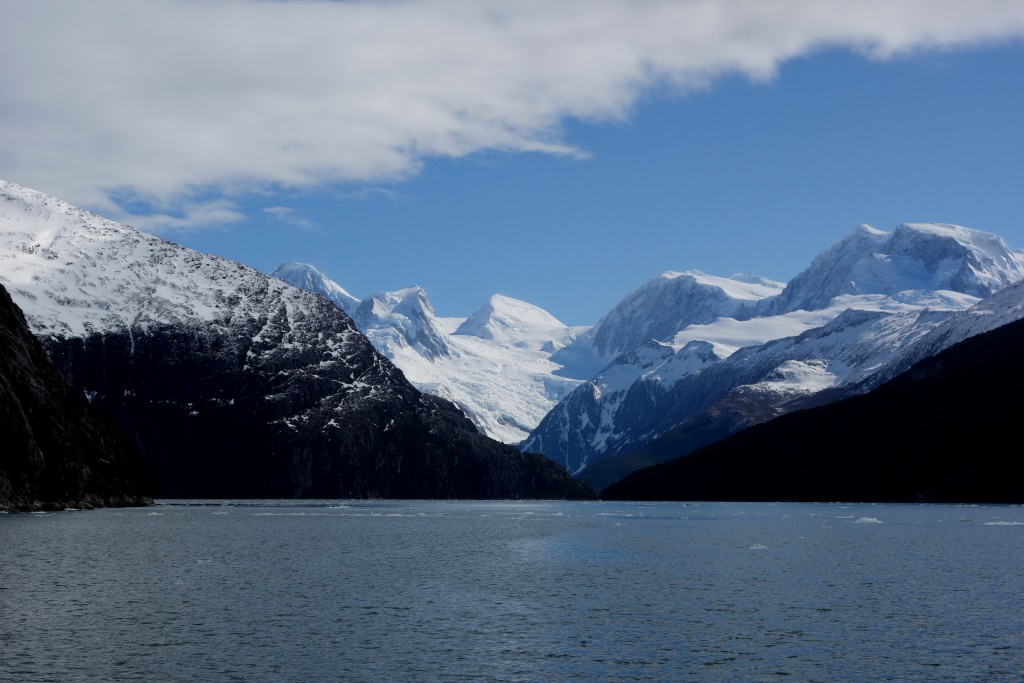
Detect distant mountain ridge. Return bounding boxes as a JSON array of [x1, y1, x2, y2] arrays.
[[525, 222, 1024, 481], [756, 223, 1024, 315], [271, 263, 584, 444], [273, 221, 1024, 489], [0, 180, 594, 500]]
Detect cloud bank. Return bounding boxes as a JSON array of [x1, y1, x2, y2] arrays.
[[2, 0, 1022, 230]]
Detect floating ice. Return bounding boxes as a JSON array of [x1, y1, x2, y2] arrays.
[[854, 517, 882, 524]]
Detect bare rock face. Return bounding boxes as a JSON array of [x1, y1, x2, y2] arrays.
[[0, 283, 151, 511]]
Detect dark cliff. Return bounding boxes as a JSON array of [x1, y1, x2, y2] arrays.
[[0, 284, 151, 511]]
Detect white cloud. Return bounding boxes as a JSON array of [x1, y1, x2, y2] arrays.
[[263, 205, 318, 231], [1, 0, 1022, 228], [117, 199, 247, 235]]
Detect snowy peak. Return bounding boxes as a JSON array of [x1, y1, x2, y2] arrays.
[[886, 223, 1023, 296], [551, 268, 783, 378], [271, 264, 583, 443], [455, 294, 575, 348], [0, 180, 306, 338], [662, 270, 785, 301], [269, 261, 453, 361], [354, 286, 453, 360], [269, 261, 359, 313], [762, 222, 1024, 315]]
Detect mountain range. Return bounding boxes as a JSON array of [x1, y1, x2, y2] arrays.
[[275, 221, 1024, 495], [0, 180, 594, 501], [270, 262, 584, 444], [525, 223, 1024, 486], [4, 177, 1024, 504]]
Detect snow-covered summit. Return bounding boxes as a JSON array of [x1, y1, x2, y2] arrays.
[[662, 270, 785, 301], [760, 222, 1024, 315], [455, 294, 576, 350], [353, 286, 454, 360], [551, 269, 784, 378], [269, 261, 360, 313], [0, 180, 327, 339]]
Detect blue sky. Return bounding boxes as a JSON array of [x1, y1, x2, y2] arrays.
[[3, 1, 1023, 325], [181, 44, 1024, 324]]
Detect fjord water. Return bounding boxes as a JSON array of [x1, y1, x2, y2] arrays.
[[2, 502, 1021, 682]]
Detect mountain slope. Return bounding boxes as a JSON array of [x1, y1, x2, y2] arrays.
[[603, 314, 1024, 503], [0, 282, 151, 511], [859, 277, 1024, 389], [0, 180, 594, 500]]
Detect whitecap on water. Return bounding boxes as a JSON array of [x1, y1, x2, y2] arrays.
[[854, 517, 882, 524]]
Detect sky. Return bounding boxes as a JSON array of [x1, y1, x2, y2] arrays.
[[2, 1, 1023, 325]]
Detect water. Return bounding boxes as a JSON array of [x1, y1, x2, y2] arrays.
[[1, 501, 1022, 682]]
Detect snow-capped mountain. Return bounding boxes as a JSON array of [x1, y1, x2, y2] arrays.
[[269, 261, 360, 313], [551, 270, 784, 379], [354, 286, 455, 360], [455, 294, 574, 350], [272, 265, 584, 444], [0, 180, 594, 499], [526, 222, 1024, 480], [758, 223, 1024, 315]]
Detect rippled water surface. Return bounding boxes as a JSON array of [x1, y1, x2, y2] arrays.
[[2, 501, 1022, 682]]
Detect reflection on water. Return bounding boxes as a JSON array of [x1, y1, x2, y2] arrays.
[[1, 501, 1022, 682]]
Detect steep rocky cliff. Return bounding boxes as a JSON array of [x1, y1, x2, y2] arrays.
[[0, 283, 151, 511]]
